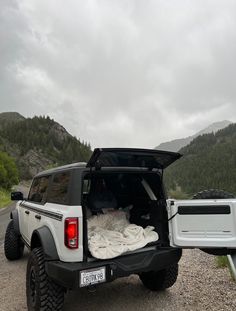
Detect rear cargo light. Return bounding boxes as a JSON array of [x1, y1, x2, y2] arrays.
[[64, 218, 78, 249]]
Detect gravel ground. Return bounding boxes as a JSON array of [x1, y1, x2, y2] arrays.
[[0, 247, 235, 311]]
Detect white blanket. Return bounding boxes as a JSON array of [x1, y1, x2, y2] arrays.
[[87, 211, 159, 259]]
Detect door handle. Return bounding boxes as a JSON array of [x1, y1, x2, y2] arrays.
[[25, 210, 30, 215], [35, 215, 41, 220]]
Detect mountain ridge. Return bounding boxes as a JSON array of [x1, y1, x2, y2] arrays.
[[156, 120, 232, 152]]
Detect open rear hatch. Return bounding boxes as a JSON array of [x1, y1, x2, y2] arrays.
[[84, 148, 182, 261], [87, 148, 182, 170]]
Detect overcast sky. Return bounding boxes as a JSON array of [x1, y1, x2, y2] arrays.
[[1, 0, 236, 148]]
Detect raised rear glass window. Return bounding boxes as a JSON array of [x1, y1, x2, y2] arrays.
[[47, 172, 70, 204], [28, 176, 50, 203]]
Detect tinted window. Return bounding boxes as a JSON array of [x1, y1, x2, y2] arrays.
[[82, 178, 91, 194], [47, 172, 70, 204], [28, 176, 50, 203], [87, 148, 182, 169]]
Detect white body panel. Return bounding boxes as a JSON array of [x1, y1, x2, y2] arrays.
[[17, 201, 84, 262], [168, 199, 236, 248], [18, 204, 30, 244]]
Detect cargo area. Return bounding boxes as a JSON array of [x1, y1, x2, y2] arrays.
[[82, 170, 170, 260]]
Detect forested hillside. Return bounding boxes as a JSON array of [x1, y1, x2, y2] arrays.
[[0, 113, 92, 179], [164, 123, 236, 196], [156, 120, 231, 152]]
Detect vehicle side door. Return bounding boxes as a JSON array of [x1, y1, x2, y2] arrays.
[[20, 176, 50, 245], [19, 178, 43, 244], [26, 175, 51, 240]]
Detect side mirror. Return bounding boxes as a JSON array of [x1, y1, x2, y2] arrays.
[[11, 191, 24, 201]]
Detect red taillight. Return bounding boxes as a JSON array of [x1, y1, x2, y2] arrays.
[[64, 218, 78, 249]]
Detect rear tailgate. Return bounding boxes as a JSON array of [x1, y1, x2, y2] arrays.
[[168, 199, 236, 249]]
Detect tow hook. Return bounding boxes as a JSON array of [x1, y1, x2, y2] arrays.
[[87, 285, 97, 293]]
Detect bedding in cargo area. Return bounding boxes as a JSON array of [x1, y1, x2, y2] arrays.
[[87, 210, 159, 259]]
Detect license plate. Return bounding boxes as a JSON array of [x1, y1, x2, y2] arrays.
[[80, 267, 106, 287]]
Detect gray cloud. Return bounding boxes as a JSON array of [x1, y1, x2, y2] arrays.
[[1, 0, 236, 148]]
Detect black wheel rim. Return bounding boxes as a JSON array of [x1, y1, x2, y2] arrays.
[[29, 267, 37, 307]]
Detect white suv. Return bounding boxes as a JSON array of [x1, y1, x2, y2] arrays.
[[4, 148, 236, 311]]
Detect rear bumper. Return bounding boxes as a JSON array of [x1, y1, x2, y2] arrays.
[[45, 247, 182, 289]]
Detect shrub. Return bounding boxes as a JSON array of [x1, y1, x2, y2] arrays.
[[0, 152, 19, 189]]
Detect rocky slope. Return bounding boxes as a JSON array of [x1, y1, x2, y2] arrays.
[[0, 112, 92, 179]]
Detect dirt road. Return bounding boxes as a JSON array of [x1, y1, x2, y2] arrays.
[[0, 204, 14, 246], [0, 185, 29, 246], [0, 246, 236, 311]]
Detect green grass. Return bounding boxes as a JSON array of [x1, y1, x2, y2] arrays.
[[0, 188, 11, 208], [216, 256, 228, 268], [216, 256, 236, 281]]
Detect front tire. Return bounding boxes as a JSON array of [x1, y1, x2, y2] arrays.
[[4, 220, 24, 260], [139, 264, 178, 291], [26, 247, 64, 311]]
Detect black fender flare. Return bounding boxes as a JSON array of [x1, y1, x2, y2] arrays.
[[10, 209, 20, 235], [31, 226, 59, 261]]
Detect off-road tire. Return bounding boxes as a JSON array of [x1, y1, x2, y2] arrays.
[[26, 247, 64, 311], [139, 264, 178, 291], [192, 189, 235, 200], [4, 220, 24, 260]]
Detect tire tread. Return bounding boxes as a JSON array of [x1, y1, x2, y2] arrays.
[[4, 220, 24, 260], [26, 247, 64, 311], [139, 264, 178, 291], [192, 189, 235, 200]]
